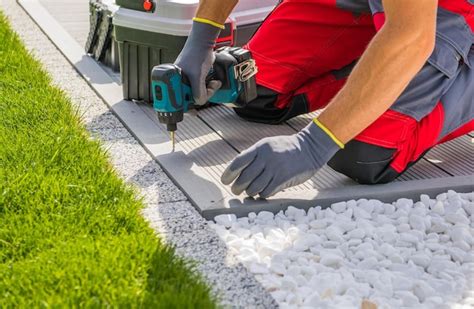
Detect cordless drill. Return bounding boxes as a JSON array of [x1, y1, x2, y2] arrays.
[[151, 47, 258, 150]]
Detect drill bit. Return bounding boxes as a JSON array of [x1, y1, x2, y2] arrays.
[[170, 131, 175, 152]]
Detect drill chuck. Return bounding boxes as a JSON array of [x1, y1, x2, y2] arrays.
[[157, 111, 183, 132]]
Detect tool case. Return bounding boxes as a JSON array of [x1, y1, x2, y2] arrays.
[[114, 0, 277, 103], [85, 0, 120, 71]]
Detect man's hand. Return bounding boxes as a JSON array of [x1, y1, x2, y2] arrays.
[[174, 22, 222, 105], [174, 0, 238, 105], [221, 121, 341, 198]]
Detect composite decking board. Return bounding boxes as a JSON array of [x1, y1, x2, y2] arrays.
[[397, 158, 452, 180], [199, 105, 296, 150], [286, 111, 321, 131], [24, 0, 473, 218], [424, 135, 474, 176]]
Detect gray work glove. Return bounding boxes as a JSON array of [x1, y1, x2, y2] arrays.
[[221, 121, 342, 198], [175, 21, 222, 105]]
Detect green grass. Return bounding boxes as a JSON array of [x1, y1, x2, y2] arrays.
[[0, 12, 216, 308]]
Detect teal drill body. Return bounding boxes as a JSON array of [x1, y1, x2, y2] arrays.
[[151, 47, 257, 133]]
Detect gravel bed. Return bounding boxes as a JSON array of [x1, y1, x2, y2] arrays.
[[210, 191, 474, 308]]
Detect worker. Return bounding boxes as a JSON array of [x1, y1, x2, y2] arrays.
[[175, 0, 474, 198]]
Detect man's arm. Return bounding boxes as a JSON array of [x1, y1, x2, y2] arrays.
[[195, 0, 238, 26], [317, 0, 437, 144], [221, 0, 439, 198]]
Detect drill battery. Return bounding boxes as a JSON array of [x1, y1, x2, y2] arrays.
[[211, 46, 258, 106]]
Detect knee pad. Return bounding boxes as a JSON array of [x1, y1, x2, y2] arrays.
[[327, 140, 399, 184]]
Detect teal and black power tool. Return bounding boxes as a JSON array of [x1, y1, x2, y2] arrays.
[[151, 47, 258, 148]]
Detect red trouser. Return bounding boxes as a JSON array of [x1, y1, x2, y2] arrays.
[[239, 0, 474, 183]]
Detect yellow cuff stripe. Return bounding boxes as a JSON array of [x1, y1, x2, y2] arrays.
[[313, 118, 345, 149], [193, 17, 225, 29]]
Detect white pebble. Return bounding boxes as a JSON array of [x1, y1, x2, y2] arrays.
[[379, 243, 396, 257], [295, 274, 308, 286], [270, 263, 286, 275], [447, 247, 467, 263], [395, 290, 419, 306], [389, 254, 405, 264], [420, 194, 432, 206], [379, 230, 398, 243], [358, 257, 378, 269], [424, 296, 444, 306], [285, 206, 306, 220], [445, 213, 470, 225], [463, 202, 473, 215], [453, 240, 471, 251], [395, 212, 409, 222], [397, 223, 411, 233], [296, 286, 313, 299], [336, 220, 357, 233], [331, 201, 347, 213], [409, 214, 426, 232], [309, 219, 328, 229], [234, 228, 251, 239], [383, 203, 396, 215], [359, 200, 375, 214], [410, 253, 431, 268], [430, 220, 449, 233], [428, 258, 457, 275], [326, 226, 344, 242], [249, 262, 269, 274], [450, 226, 473, 244], [303, 292, 321, 306], [325, 208, 337, 220], [437, 193, 447, 201], [257, 211, 274, 221], [440, 234, 451, 243], [396, 198, 414, 210], [354, 207, 371, 219], [320, 253, 343, 267], [432, 200, 445, 215], [322, 241, 339, 249], [348, 239, 362, 247], [400, 232, 419, 244], [271, 290, 287, 302], [281, 276, 298, 290], [392, 275, 414, 291], [214, 214, 237, 228], [347, 228, 365, 239], [341, 208, 353, 219]]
